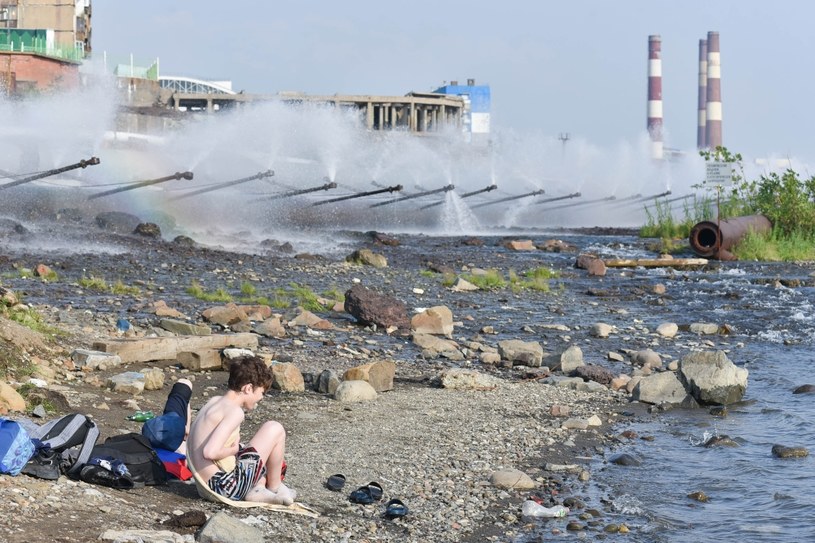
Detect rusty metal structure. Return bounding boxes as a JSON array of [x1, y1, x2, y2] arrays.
[[689, 214, 771, 260], [171, 169, 274, 201], [88, 171, 194, 200], [370, 184, 454, 208], [0, 157, 100, 192], [312, 184, 403, 206], [419, 184, 497, 210]]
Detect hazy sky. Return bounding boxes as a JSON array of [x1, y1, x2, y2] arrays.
[[93, 1, 815, 163]]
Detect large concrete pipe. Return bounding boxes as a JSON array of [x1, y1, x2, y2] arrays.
[[689, 214, 771, 260]]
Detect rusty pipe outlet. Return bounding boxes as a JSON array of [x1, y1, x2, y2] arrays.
[[689, 214, 772, 260]]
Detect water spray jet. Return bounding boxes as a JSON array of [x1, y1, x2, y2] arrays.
[[419, 184, 498, 210], [88, 171, 194, 200], [312, 184, 403, 206], [370, 184, 455, 208], [0, 157, 100, 192], [170, 169, 274, 201], [469, 189, 545, 210]]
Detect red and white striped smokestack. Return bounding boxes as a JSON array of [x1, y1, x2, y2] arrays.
[[647, 35, 664, 160], [705, 31, 722, 149], [697, 39, 708, 149]]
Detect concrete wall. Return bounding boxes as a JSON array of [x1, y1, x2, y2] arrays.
[[17, 0, 77, 49]]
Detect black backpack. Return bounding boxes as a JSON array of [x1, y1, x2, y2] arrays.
[[25, 413, 99, 479], [90, 433, 167, 486]]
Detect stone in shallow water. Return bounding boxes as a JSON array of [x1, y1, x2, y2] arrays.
[[608, 453, 641, 466], [771, 444, 809, 458], [792, 384, 815, 394]]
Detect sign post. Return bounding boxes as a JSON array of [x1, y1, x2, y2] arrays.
[[705, 161, 732, 258]]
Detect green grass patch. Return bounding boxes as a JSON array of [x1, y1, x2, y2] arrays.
[[186, 280, 234, 302], [240, 282, 257, 297], [462, 269, 507, 290], [419, 270, 435, 278], [290, 282, 323, 312], [0, 343, 35, 381], [733, 230, 815, 261], [441, 273, 457, 287], [111, 280, 141, 296], [79, 275, 109, 291]]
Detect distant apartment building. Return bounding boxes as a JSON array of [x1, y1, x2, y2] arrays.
[[0, 0, 91, 93]]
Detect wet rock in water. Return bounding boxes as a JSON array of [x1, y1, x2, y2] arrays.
[[679, 350, 748, 405], [367, 231, 400, 246], [792, 384, 815, 394], [411, 305, 454, 337], [609, 453, 641, 466], [537, 239, 577, 252], [590, 323, 613, 338], [346, 248, 387, 268], [631, 348, 662, 369], [172, 235, 196, 247], [689, 322, 720, 335], [632, 371, 688, 405], [544, 345, 584, 372], [344, 284, 409, 330], [572, 364, 615, 386], [0, 218, 28, 237], [566, 521, 584, 531], [656, 322, 678, 338], [95, 211, 141, 234], [704, 435, 740, 448], [709, 406, 728, 417], [771, 444, 809, 458], [133, 222, 161, 238], [688, 491, 709, 502]]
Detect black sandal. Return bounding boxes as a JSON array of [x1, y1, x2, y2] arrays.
[[384, 498, 408, 519], [326, 473, 346, 491]]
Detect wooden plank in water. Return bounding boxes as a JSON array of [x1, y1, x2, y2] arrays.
[[603, 258, 708, 268], [93, 333, 259, 364]]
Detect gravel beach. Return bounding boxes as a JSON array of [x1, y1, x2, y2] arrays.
[[0, 225, 638, 543]]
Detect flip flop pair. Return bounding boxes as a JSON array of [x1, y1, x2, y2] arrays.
[[349, 481, 384, 504]]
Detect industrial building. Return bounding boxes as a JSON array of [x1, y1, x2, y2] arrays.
[[0, 0, 90, 93]]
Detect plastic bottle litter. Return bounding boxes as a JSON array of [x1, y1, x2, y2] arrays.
[[127, 411, 154, 422], [521, 500, 570, 518]]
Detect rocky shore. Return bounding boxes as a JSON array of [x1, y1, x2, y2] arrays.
[[0, 219, 752, 542]]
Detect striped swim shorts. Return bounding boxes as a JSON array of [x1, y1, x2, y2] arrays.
[[207, 447, 267, 501]]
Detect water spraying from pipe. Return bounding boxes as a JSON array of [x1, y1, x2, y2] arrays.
[[469, 189, 545, 210], [532, 192, 582, 205], [312, 184, 403, 206], [88, 170, 193, 200], [419, 184, 497, 210], [0, 157, 100, 192], [370, 184, 455, 208], [170, 169, 274, 201], [262, 181, 338, 201]]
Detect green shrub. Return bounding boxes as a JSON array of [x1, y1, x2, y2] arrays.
[[462, 269, 506, 290], [111, 280, 141, 296], [290, 283, 323, 312], [79, 275, 108, 291], [240, 282, 257, 297], [186, 280, 233, 302], [733, 230, 815, 261]]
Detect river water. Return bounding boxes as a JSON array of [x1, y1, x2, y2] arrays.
[[2, 221, 813, 541]]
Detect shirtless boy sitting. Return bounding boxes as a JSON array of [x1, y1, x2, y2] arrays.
[[187, 355, 297, 505]]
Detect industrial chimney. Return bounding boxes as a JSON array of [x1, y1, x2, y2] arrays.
[[697, 39, 708, 149], [705, 31, 722, 149], [647, 35, 664, 160]]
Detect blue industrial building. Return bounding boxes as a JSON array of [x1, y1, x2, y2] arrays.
[[433, 78, 491, 143]]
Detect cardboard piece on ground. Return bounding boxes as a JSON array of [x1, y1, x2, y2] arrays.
[[187, 457, 319, 518], [92, 333, 259, 364]]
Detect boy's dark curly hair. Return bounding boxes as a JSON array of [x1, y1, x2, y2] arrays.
[[227, 355, 274, 392]]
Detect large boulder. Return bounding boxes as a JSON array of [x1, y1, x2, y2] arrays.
[[346, 249, 387, 268], [334, 380, 378, 403], [344, 284, 409, 330], [679, 350, 748, 405], [497, 339, 543, 367], [202, 303, 249, 327], [543, 345, 584, 372], [572, 364, 615, 386], [271, 362, 305, 392], [343, 361, 396, 392], [632, 371, 688, 405], [95, 211, 141, 234], [410, 306, 454, 337]]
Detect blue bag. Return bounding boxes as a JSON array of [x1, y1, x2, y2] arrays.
[[0, 418, 35, 475]]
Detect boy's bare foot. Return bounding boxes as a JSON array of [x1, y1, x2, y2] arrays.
[[245, 483, 297, 505]]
